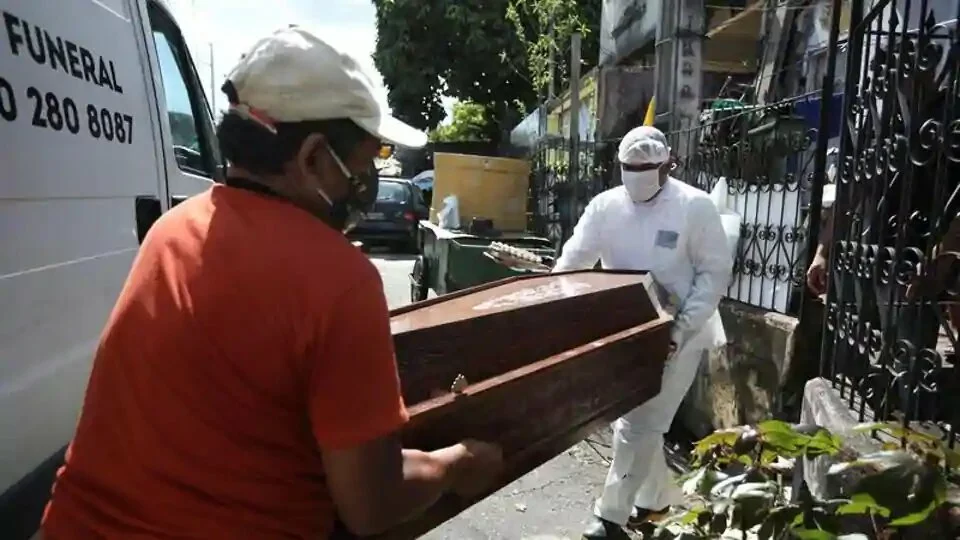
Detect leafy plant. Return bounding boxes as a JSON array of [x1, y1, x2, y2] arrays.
[[371, 0, 600, 144], [429, 101, 491, 142], [504, 0, 598, 95], [651, 421, 959, 539]]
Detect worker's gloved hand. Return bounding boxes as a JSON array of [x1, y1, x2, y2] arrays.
[[446, 439, 504, 498], [668, 325, 685, 357]]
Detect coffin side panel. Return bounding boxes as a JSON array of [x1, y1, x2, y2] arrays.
[[368, 322, 672, 539], [394, 286, 659, 403]]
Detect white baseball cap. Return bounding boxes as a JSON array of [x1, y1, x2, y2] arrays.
[[225, 26, 427, 148], [618, 126, 671, 165]]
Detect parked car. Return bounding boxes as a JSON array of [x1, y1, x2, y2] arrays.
[[349, 177, 429, 252]]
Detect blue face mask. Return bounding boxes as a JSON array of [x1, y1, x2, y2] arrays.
[[320, 145, 378, 231]]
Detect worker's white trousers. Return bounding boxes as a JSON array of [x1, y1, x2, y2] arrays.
[[594, 342, 706, 525]]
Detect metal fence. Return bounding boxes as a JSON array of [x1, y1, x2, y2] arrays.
[[820, 0, 960, 446], [525, 0, 959, 450], [666, 98, 826, 314], [527, 98, 825, 315], [527, 138, 617, 250]]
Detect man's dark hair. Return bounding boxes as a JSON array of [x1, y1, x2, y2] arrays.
[[216, 114, 371, 175]]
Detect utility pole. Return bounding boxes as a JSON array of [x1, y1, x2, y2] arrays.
[[541, 20, 555, 140], [209, 42, 216, 114], [569, 33, 581, 150], [566, 32, 582, 242], [548, 25, 556, 100], [672, 0, 704, 158]]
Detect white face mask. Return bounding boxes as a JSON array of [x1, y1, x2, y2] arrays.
[[621, 169, 662, 202]]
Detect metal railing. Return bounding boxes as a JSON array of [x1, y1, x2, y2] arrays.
[[527, 138, 617, 250], [527, 96, 826, 316], [819, 0, 960, 447], [666, 97, 827, 314]]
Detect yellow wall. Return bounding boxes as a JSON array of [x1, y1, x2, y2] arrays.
[[431, 153, 531, 231], [545, 70, 598, 137]]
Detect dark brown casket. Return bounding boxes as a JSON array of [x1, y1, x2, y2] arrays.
[[363, 270, 672, 539]]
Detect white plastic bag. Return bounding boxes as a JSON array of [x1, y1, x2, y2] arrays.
[[709, 177, 730, 212], [709, 178, 742, 261], [704, 177, 738, 349], [437, 194, 460, 229], [822, 182, 836, 209]]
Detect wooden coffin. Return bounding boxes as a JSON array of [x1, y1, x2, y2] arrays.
[[363, 270, 672, 539]]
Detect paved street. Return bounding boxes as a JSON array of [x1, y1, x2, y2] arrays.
[[368, 251, 421, 310], [368, 249, 622, 540]]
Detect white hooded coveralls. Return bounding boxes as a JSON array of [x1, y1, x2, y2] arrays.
[[553, 179, 733, 525]]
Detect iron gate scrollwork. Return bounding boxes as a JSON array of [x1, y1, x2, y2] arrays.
[[822, 0, 960, 445], [528, 139, 615, 249], [668, 99, 820, 314]]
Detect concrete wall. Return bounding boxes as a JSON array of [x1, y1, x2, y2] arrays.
[[596, 65, 655, 140], [599, 0, 660, 66], [680, 298, 799, 438]]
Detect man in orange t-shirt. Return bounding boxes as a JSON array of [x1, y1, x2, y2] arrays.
[[41, 27, 502, 539]]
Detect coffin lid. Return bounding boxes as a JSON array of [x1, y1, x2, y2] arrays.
[[390, 271, 661, 333]]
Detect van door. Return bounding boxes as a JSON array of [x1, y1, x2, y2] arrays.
[[142, 0, 221, 208], [0, 0, 169, 535]]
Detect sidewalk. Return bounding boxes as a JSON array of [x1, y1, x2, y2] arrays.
[[425, 427, 694, 540], [424, 436, 615, 540]]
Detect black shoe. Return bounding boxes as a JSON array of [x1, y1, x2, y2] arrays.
[[626, 506, 671, 529], [582, 516, 632, 539]]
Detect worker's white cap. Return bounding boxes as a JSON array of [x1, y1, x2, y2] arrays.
[[618, 126, 671, 165], [225, 26, 427, 148]]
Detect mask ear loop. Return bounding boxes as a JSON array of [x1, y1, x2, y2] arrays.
[[325, 144, 375, 202], [325, 144, 353, 179]]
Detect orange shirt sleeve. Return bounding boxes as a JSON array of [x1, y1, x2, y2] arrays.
[[308, 271, 409, 450]]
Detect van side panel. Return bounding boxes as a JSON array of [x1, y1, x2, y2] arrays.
[[0, 0, 163, 517]]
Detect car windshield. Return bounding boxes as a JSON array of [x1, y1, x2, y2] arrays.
[[377, 181, 408, 203]]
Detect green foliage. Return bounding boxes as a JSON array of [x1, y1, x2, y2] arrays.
[[371, 0, 599, 144], [429, 101, 490, 142], [505, 0, 600, 94], [652, 421, 957, 539]]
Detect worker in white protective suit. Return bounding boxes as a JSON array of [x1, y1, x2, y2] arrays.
[[552, 126, 733, 540]]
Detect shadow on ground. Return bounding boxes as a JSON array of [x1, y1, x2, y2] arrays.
[[423, 425, 696, 540]]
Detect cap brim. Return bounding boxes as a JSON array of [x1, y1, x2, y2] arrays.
[[354, 115, 428, 149]]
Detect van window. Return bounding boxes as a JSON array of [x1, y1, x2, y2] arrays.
[[148, 3, 217, 178]]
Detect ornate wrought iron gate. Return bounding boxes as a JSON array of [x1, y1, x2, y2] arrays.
[[528, 139, 615, 249], [821, 0, 960, 443]]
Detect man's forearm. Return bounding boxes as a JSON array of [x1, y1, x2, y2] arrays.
[[370, 448, 461, 533], [817, 206, 835, 257], [328, 443, 467, 537], [815, 242, 829, 259], [673, 296, 722, 345], [672, 271, 727, 346]]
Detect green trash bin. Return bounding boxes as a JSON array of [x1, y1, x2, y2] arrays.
[[410, 221, 556, 302]]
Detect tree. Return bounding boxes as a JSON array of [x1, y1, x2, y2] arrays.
[[372, 0, 599, 145], [429, 101, 490, 142], [506, 0, 601, 96]]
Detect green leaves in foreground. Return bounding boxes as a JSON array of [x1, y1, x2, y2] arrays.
[[664, 421, 956, 539], [691, 421, 842, 469]]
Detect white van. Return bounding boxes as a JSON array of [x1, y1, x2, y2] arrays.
[[0, 1, 220, 536]]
